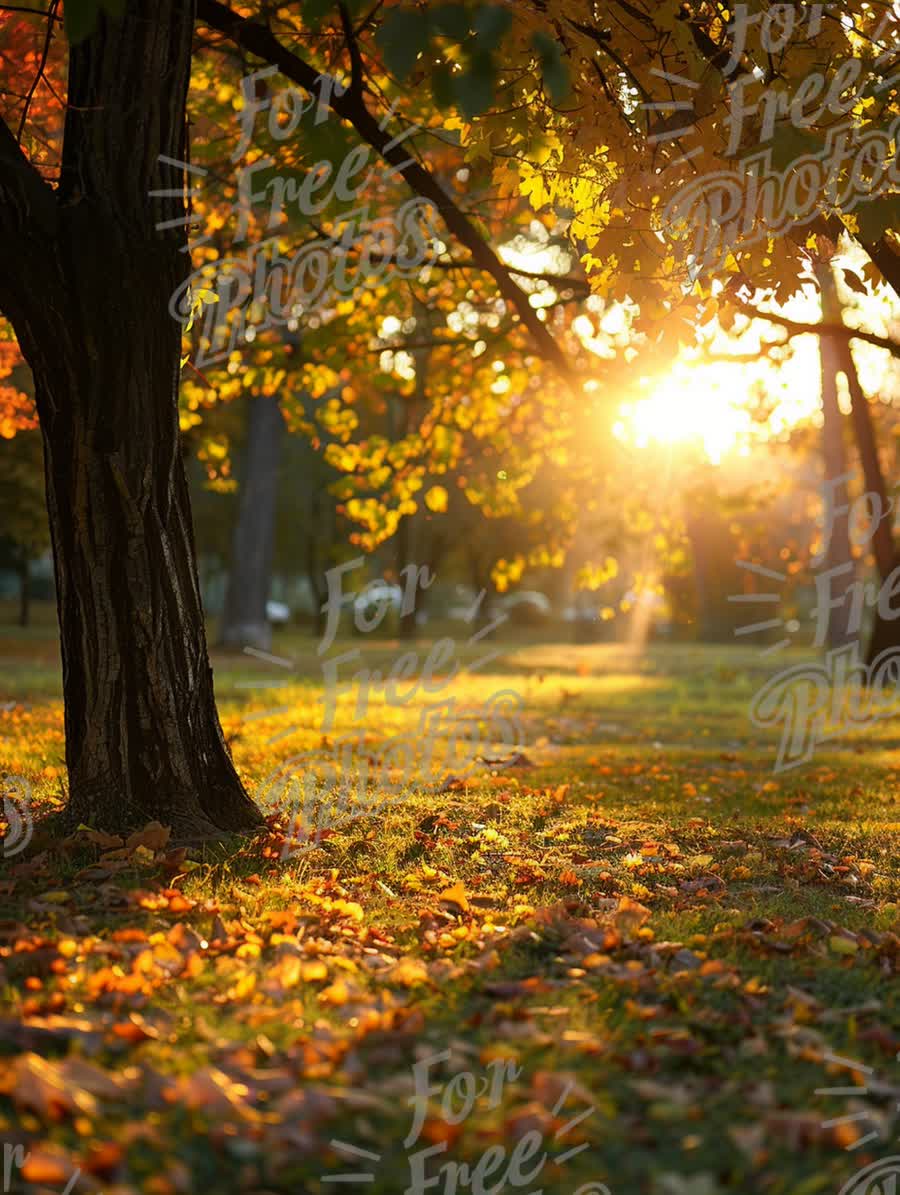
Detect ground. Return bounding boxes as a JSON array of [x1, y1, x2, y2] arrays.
[[0, 615, 898, 1195]]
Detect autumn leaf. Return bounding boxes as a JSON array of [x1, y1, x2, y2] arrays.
[[424, 484, 449, 513], [438, 880, 470, 912]]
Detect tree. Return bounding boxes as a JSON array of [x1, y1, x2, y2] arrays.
[[219, 391, 286, 652], [272, 416, 348, 638], [831, 278, 900, 665], [736, 266, 900, 661], [0, 3, 261, 839], [816, 262, 858, 649], [0, 346, 45, 627], [0, 428, 48, 627]]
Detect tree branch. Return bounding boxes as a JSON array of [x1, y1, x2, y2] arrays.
[[804, 212, 900, 304], [0, 110, 56, 241], [0, 3, 61, 17], [195, 0, 581, 387], [338, 2, 364, 98], [428, 258, 590, 290], [733, 298, 900, 359], [856, 235, 900, 299], [16, 0, 60, 142]]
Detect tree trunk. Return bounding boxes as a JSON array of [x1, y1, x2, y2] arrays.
[[836, 333, 900, 665], [393, 300, 432, 640], [0, 2, 262, 839], [817, 264, 858, 650], [467, 547, 496, 630], [845, 348, 895, 578], [17, 556, 29, 629], [220, 393, 285, 651], [683, 502, 744, 641], [395, 515, 418, 639], [305, 492, 328, 639]]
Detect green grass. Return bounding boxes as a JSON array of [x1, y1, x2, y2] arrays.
[[0, 630, 897, 1194]]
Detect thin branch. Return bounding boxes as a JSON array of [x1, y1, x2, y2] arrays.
[[734, 299, 900, 359], [609, 0, 655, 31], [590, 59, 617, 107], [354, 1, 384, 35], [696, 341, 787, 365], [344, 250, 588, 291], [0, 3, 60, 16], [428, 258, 589, 291], [16, 0, 59, 143], [338, 2, 363, 98]]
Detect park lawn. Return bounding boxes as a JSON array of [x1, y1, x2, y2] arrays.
[[0, 635, 898, 1195]]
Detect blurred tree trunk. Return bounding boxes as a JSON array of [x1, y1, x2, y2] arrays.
[[837, 329, 900, 665], [683, 497, 743, 641], [17, 556, 29, 629], [817, 264, 858, 650], [395, 299, 432, 640], [395, 516, 418, 639], [306, 486, 329, 639], [468, 546, 496, 630], [220, 393, 285, 651]]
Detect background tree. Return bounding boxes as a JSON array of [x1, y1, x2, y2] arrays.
[[816, 261, 859, 650], [0, 427, 48, 627]]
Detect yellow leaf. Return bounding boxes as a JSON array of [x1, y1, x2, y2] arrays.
[[319, 979, 350, 1005], [387, 958, 430, 987], [438, 881, 469, 912], [829, 935, 858, 955], [424, 485, 448, 513], [228, 972, 256, 1000]]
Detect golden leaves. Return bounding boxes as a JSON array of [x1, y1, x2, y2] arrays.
[[385, 957, 431, 987]]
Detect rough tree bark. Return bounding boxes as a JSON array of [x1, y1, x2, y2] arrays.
[[0, 2, 262, 839], [220, 393, 285, 652]]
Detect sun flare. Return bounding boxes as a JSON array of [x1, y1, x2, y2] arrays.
[[612, 347, 823, 465]]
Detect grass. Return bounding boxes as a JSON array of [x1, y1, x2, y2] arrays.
[[0, 620, 898, 1195]]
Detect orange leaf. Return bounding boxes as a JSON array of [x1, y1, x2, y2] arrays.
[[438, 881, 470, 912]]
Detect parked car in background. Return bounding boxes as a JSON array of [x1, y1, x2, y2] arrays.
[[496, 590, 552, 626], [266, 600, 291, 626], [353, 582, 403, 619], [496, 590, 551, 615]]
